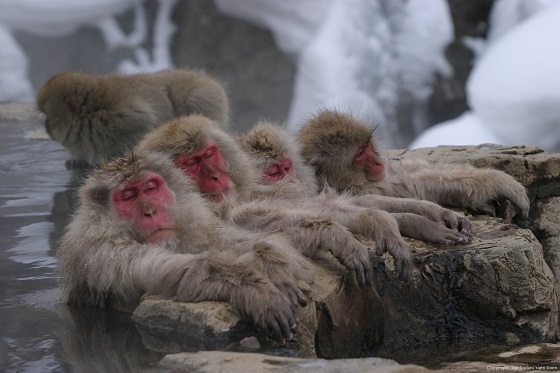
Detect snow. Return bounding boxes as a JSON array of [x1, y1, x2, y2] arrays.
[[0, 25, 34, 102], [1, 0, 560, 151], [412, 1, 560, 151], [213, 0, 332, 56], [409, 112, 500, 148], [285, 0, 453, 147], [0, 0, 175, 102]]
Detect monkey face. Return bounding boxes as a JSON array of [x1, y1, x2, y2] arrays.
[[112, 172, 177, 243], [261, 158, 295, 184], [174, 140, 233, 202], [353, 143, 385, 182]]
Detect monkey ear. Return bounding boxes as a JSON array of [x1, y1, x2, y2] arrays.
[[82, 184, 111, 209]]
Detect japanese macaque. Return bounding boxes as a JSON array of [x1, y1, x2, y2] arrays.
[[37, 68, 229, 168], [57, 151, 312, 343], [241, 121, 472, 246], [136, 115, 409, 283], [297, 110, 530, 219]]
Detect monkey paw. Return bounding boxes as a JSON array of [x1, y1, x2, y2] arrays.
[[337, 242, 374, 288]]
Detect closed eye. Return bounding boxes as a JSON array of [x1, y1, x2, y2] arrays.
[[121, 189, 137, 201]]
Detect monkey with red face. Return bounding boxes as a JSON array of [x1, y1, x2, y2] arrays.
[[241, 121, 472, 246], [136, 115, 408, 284], [297, 110, 530, 220], [58, 151, 312, 343]]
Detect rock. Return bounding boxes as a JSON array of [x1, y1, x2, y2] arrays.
[[134, 144, 560, 365], [433, 342, 560, 372], [368, 215, 558, 356], [239, 336, 260, 351], [505, 332, 521, 346], [133, 261, 384, 359], [157, 351, 429, 373]]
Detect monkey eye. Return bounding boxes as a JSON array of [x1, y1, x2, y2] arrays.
[[121, 189, 137, 201], [144, 179, 159, 193], [264, 165, 281, 177], [203, 147, 215, 158]]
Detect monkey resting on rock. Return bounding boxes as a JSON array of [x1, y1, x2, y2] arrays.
[[240, 121, 474, 246], [57, 150, 312, 344], [297, 109, 530, 220], [136, 114, 412, 283], [37, 68, 229, 168]]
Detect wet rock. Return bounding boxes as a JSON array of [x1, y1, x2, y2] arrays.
[[373, 145, 560, 354], [133, 261, 384, 359], [135, 145, 560, 362], [157, 351, 429, 373], [239, 336, 260, 351], [433, 342, 560, 372], [369, 216, 558, 354], [505, 332, 521, 346]]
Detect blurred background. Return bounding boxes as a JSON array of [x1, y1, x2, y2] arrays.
[[1, 0, 559, 150]]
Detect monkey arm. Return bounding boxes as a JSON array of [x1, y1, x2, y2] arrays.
[[229, 204, 375, 287], [173, 249, 302, 343], [391, 213, 471, 245], [380, 160, 530, 219], [349, 194, 473, 236], [317, 203, 412, 282]]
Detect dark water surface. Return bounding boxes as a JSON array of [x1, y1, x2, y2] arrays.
[[0, 119, 163, 372]]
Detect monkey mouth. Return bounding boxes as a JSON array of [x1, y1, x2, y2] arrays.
[[207, 186, 232, 202], [365, 170, 386, 182], [145, 228, 176, 243]]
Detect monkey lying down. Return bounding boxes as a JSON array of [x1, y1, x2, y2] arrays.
[[240, 121, 474, 246], [58, 151, 312, 344], [297, 109, 530, 220], [37, 68, 229, 169]]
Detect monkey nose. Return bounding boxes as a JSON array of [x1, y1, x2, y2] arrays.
[[144, 207, 157, 218]]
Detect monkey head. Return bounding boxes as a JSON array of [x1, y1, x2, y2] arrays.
[[37, 72, 159, 167], [136, 114, 259, 202], [80, 151, 212, 245], [298, 110, 386, 189], [241, 121, 318, 193]]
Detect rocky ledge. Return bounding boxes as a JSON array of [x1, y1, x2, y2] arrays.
[[133, 144, 560, 371]]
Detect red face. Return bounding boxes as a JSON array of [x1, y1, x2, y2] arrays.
[[174, 140, 232, 202], [112, 172, 176, 243], [262, 158, 295, 184], [353, 143, 385, 182]]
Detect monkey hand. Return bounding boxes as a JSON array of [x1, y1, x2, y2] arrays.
[[333, 241, 374, 289], [424, 208, 473, 238], [373, 236, 412, 282], [248, 240, 311, 308], [233, 284, 302, 345], [499, 175, 530, 219]]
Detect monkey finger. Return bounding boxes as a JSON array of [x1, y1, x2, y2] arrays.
[[396, 259, 412, 282], [265, 316, 286, 344], [276, 314, 295, 343], [355, 265, 367, 289], [458, 217, 473, 235]]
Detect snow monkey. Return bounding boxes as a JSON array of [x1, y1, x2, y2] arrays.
[[57, 151, 312, 343], [297, 110, 530, 219], [37, 68, 229, 168], [136, 114, 410, 284], [240, 121, 473, 246]]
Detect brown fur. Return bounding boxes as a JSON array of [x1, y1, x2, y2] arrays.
[[57, 151, 312, 342], [297, 110, 530, 219], [37, 68, 229, 168], [136, 117, 377, 286], [241, 121, 319, 194]]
